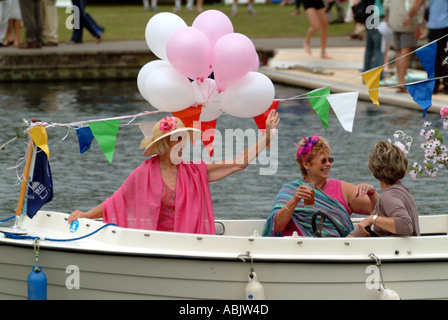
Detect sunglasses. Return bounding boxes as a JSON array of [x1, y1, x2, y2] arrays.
[[320, 157, 334, 164]]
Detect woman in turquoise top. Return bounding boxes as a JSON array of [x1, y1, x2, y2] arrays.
[[263, 135, 380, 237]]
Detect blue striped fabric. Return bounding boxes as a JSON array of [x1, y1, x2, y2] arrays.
[[262, 179, 354, 237]]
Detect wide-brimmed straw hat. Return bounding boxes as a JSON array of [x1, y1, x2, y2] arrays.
[[140, 116, 202, 156]]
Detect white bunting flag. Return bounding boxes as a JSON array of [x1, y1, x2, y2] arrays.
[[327, 92, 359, 133]]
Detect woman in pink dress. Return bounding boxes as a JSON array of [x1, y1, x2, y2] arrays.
[[68, 110, 279, 234]]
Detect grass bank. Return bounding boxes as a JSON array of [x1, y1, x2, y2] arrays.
[[57, 4, 354, 43]]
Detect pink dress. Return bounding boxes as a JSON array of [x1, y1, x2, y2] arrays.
[[157, 180, 176, 231], [102, 156, 215, 234]]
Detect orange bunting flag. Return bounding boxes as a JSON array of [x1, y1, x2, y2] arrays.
[[200, 119, 217, 159], [362, 66, 383, 107], [172, 105, 203, 130], [253, 100, 280, 135]]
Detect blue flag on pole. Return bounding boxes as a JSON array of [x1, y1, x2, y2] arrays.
[[27, 147, 53, 219]]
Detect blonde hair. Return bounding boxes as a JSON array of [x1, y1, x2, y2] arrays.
[[143, 117, 186, 156], [368, 141, 408, 185], [295, 136, 331, 177]]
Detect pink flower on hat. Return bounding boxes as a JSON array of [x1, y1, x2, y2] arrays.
[[159, 117, 177, 133]]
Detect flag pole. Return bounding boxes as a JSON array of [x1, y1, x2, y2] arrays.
[[12, 137, 35, 230], [0, 126, 36, 235]]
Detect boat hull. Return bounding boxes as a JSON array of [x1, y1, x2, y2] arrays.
[[1, 211, 448, 300]]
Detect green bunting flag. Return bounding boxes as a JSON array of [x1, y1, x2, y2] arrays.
[[307, 87, 330, 130], [89, 120, 121, 163]]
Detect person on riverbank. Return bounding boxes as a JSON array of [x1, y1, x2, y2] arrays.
[[348, 141, 420, 237], [68, 0, 104, 44], [231, 0, 256, 16], [363, 0, 385, 76], [2, 0, 22, 47], [42, 0, 58, 46], [263, 134, 379, 237], [298, 0, 332, 59], [68, 111, 279, 234], [18, 0, 43, 49], [406, 0, 448, 94], [383, 0, 424, 93]]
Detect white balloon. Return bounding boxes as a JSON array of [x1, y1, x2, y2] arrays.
[[221, 72, 275, 118], [192, 79, 223, 121], [144, 67, 196, 112], [145, 13, 187, 61], [137, 60, 171, 101]]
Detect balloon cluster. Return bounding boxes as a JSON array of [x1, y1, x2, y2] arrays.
[[137, 10, 275, 120]]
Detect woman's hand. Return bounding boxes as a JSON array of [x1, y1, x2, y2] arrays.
[[68, 210, 87, 224], [67, 204, 103, 224], [356, 215, 374, 236], [294, 184, 312, 202], [265, 110, 280, 142], [355, 183, 375, 198]]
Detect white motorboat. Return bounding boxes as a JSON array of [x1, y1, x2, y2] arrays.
[[0, 210, 447, 300]]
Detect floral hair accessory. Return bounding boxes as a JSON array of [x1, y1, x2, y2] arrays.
[[159, 117, 177, 133], [388, 130, 413, 155], [295, 134, 320, 159]]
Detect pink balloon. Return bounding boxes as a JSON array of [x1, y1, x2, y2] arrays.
[[211, 33, 257, 92], [166, 27, 212, 81], [192, 10, 234, 48]]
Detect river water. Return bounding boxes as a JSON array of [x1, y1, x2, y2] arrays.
[[0, 80, 446, 223]]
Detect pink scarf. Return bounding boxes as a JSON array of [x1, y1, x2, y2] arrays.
[[103, 156, 215, 234]]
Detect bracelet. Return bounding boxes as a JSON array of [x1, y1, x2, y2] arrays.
[[284, 204, 292, 212], [372, 214, 378, 226], [367, 186, 376, 196]]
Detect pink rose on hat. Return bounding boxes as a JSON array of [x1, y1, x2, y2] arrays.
[[159, 117, 178, 133]]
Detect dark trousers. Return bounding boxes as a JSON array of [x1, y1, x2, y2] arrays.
[[428, 27, 448, 92], [19, 0, 43, 46], [71, 0, 103, 42]]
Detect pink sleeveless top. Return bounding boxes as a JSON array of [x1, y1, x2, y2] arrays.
[[325, 179, 352, 215]]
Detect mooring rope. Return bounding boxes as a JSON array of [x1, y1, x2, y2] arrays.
[[2, 223, 118, 242]]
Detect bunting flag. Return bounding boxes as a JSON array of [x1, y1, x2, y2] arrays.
[[172, 104, 203, 130], [327, 92, 359, 132], [75, 126, 95, 154], [362, 66, 384, 107], [307, 87, 331, 130], [27, 147, 53, 219], [416, 42, 437, 78], [200, 119, 217, 159], [29, 125, 50, 158], [137, 122, 156, 150], [407, 41, 438, 116], [253, 100, 280, 134], [405, 80, 436, 117], [89, 120, 120, 163]]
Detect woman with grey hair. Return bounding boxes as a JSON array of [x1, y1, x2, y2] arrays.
[[349, 140, 420, 237]]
